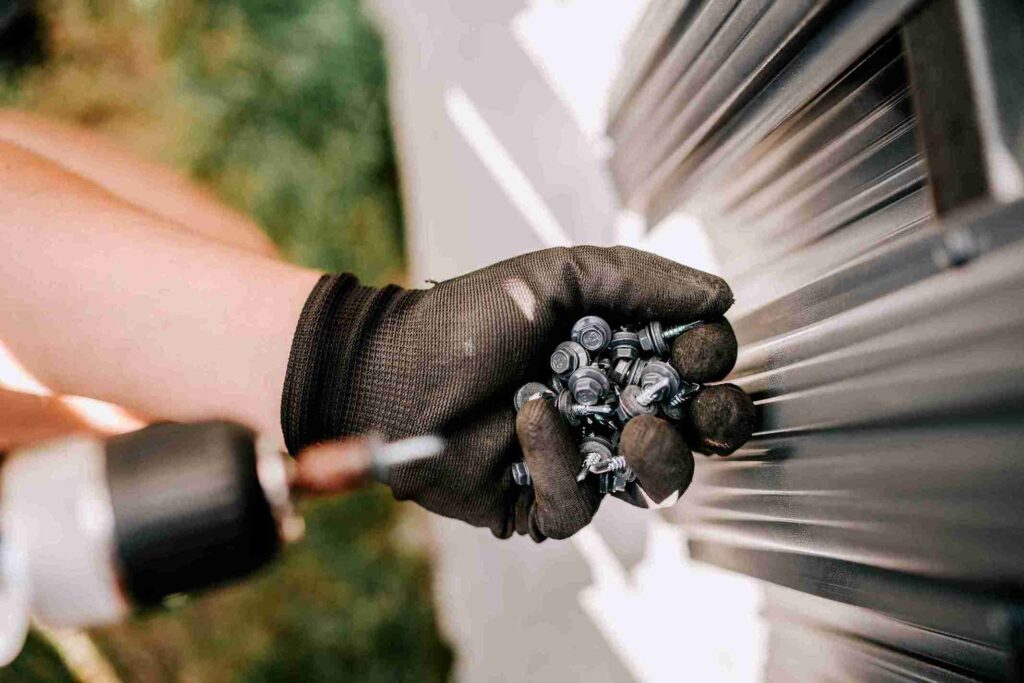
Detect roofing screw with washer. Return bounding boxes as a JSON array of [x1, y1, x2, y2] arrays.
[[571, 316, 613, 353], [513, 382, 555, 412], [615, 384, 658, 422], [550, 341, 590, 377], [610, 357, 648, 387], [637, 360, 681, 405], [556, 389, 614, 427], [567, 366, 610, 406], [638, 320, 704, 356], [608, 330, 642, 361], [577, 434, 614, 480]]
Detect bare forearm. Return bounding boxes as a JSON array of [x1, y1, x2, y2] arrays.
[[0, 141, 320, 440], [0, 110, 278, 256]]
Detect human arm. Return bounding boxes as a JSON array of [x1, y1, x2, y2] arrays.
[[0, 139, 753, 539], [0, 110, 277, 256], [0, 140, 318, 441]]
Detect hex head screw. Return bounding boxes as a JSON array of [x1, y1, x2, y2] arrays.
[[550, 341, 590, 377], [610, 358, 648, 387], [608, 330, 642, 361], [571, 316, 613, 353], [567, 366, 610, 406]]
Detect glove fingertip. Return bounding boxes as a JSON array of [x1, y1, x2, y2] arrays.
[[516, 398, 600, 541], [710, 276, 735, 314], [620, 415, 694, 504], [670, 318, 738, 383], [685, 383, 757, 455]]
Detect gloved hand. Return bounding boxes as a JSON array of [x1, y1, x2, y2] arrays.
[[282, 246, 753, 540]]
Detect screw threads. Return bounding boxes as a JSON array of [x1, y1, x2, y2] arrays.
[[569, 404, 614, 417], [603, 455, 627, 472], [637, 376, 670, 406], [667, 382, 701, 407], [662, 320, 703, 340], [588, 455, 630, 475]]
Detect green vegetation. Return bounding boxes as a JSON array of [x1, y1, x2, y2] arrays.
[[4, 0, 405, 283], [162, 0, 407, 281], [1, 0, 452, 680], [0, 633, 76, 683]]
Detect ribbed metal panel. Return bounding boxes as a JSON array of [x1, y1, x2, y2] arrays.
[[760, 582, 1018, 682], [611, 0, 1024, 679]]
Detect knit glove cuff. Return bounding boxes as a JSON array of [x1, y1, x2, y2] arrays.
[[281, 273, 410, 455]]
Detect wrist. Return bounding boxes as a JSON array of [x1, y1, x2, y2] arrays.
[[280, 273, 415, 455]]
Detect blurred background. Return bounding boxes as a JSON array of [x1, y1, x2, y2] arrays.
[[4, 0, 1022, 681], [0, 1, 452, 680]]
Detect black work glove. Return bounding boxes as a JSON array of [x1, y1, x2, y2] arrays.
[[282, 246, 749, 540]]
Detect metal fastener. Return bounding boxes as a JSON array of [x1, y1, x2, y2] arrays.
[[567, 366, 610, 406], [637, 360, 681, 404], [513, 382, 555, 412], [638, 320, 704, 356], [661, 381, 701, 420], [579, 434, 615, 462], [571, 316, 613, 353], [637, 377, 670, 406], [577, 434, 615, 482], [615, 384, 658, 422], [608, 330, 642, 361], [556, 389, 614, 427], [511, 461, 532, 486], [588, 455, 627, 475], [550, 341, 590, 377], [576, 452, 602, 481], [667, 381, 701, 407], [599, 468, 636, 494], [610, 357, 648, 387]]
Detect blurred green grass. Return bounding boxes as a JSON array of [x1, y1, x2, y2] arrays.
[[1, 0, 452, 680]]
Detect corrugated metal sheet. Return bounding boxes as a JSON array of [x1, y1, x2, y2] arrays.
[[610, 0, 1024, 679]]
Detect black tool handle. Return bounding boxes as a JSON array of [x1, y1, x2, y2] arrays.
[[104, 421, 280, 605]]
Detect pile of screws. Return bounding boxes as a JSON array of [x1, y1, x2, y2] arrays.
[[512, 316, 703, 494]]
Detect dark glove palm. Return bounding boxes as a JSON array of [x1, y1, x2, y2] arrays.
[[282, 246, 735, 539]]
